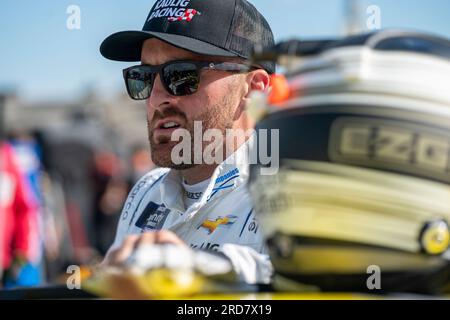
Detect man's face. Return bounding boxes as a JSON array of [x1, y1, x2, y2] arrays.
[[142, 38, 246, 169]]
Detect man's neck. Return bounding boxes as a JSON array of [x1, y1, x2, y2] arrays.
[[181, 115, 254, 185], [181, 164, 217, 185], [181, 137, 246, 185]]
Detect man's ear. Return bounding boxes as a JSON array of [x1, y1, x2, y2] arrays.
[[245, 69, 271, 98], [234, 69, 271, 122]]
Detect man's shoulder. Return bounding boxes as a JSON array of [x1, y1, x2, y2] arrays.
[[132, 167, 170, 191], [118, 167, 169, 225], [125, 167, 170, 202], [141, 167, 170, 182]]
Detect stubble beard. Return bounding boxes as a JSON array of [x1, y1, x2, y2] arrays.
[[148, 94, 235, 170]]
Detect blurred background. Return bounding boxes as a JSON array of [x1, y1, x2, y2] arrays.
[[1, 0, 450, 287]]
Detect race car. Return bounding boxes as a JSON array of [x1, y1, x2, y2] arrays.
[[248, 29, 450, 295]]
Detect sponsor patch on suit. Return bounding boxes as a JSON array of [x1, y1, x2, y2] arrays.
[[135, 202, 170, 231]]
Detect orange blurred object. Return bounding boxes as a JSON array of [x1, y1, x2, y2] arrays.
[[268, 74, 290, 105]]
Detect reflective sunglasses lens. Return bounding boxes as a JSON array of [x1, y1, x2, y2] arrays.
[[163, 63, 200, 96], [126, 68, 153, 100]]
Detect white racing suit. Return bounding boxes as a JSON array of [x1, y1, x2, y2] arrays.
[[110, 142, 273, 284]]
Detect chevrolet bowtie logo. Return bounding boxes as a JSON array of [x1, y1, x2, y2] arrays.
[[199, 215, 238, 235]]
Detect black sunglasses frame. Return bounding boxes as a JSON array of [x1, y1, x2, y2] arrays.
[[122, 60, 253, 100]]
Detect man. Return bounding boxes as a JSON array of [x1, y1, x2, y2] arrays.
[[100, 0, 275, 284]]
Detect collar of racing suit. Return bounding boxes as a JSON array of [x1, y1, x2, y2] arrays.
[[159, 137, 252, 218]]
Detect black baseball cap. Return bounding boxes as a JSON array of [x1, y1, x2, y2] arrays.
[[100, 0, 275, 74]]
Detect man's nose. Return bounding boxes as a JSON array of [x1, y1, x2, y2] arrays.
[[146, 74, 178, 112]]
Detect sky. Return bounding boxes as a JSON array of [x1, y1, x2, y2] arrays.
[[0, 0, 449, 103]]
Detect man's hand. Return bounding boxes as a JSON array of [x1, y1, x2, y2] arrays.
[[103, 230, 187, 266]]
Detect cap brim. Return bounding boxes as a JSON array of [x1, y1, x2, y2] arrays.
[[100, 30, 239, 62]]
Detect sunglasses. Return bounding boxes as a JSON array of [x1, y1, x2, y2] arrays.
[[122, 60, 252, 100]]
